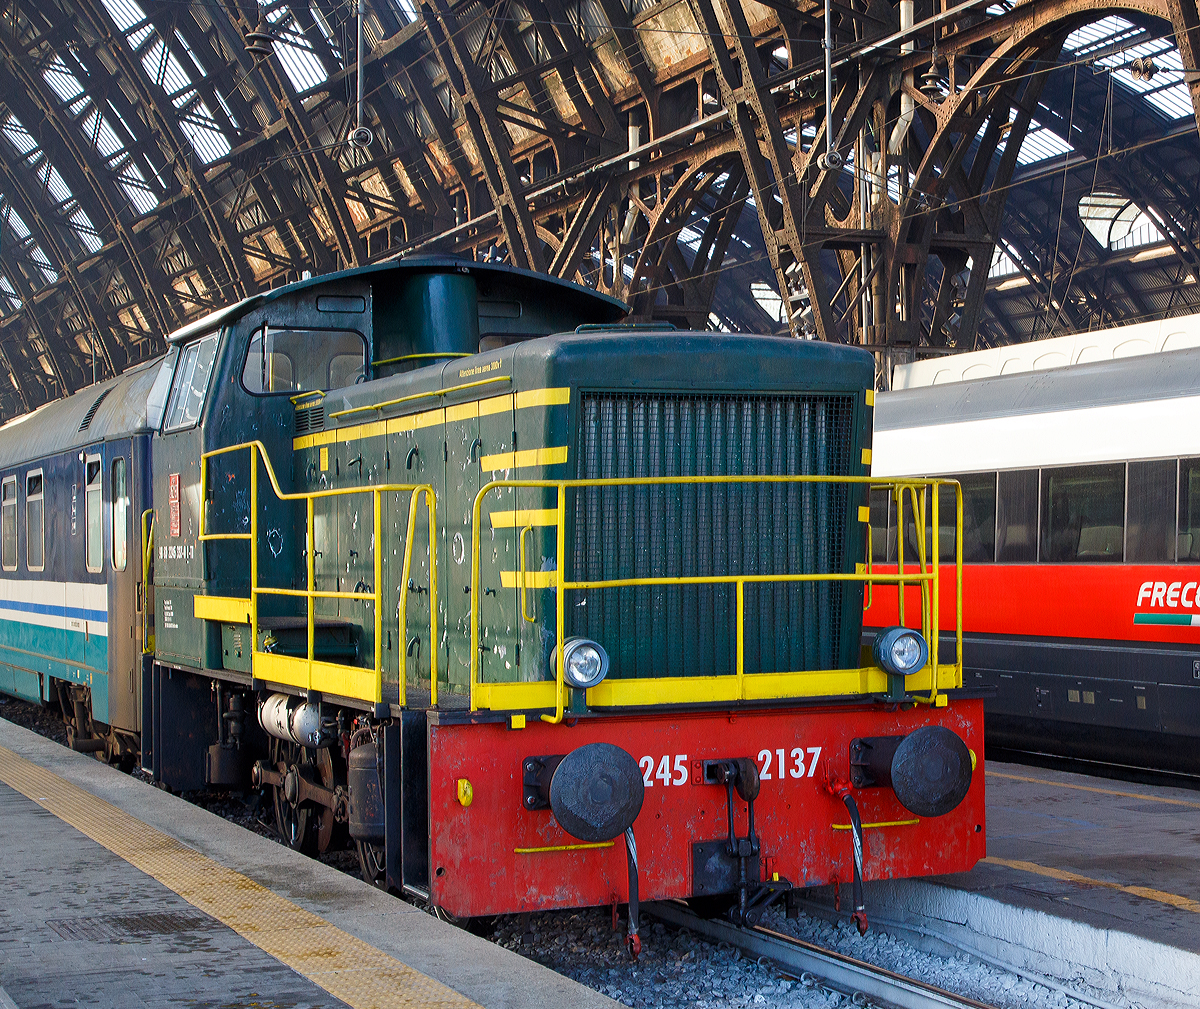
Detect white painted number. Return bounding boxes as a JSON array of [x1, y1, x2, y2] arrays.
[[791, 747, 805, 778], [761, 745, 822, 781], [640, 746, 822, 786], [639, 754, 690, 786]]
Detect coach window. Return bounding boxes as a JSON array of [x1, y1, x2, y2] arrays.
[[85, 455, 102, 573], [1, 476, 15, 572], [111, 457, 128, 572], [954, 473, 997, 563], [1041, 464, 1125, 562], [242, 327, 366, 394], [1177, 459, 1200, 560], [163, 332, 220, 432], [25, 471, 43, 572], [997, 470, 1038, 562], [902, 482, 974, 563], [1127, 460, 1176, 563]]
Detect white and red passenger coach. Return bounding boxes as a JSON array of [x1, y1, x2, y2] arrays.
[[867, 314, 1200, 774]]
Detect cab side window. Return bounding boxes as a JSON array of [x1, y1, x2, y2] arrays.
[[85, 456, 102, 573], [1, 476, 15, 572], [241, 327, 366, 394], [26, 471, 43, 572]]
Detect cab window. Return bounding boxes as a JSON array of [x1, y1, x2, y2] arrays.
[[1, 476, 15, 572], [241, 327, 366, 394], [163, 332, 220, 431]]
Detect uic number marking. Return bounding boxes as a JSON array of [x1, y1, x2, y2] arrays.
[[639, 754, 688, 786], [757, 746, 822, 780], [637, 747, 823, 786]]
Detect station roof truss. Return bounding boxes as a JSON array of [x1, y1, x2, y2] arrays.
[[1, 0, 1200, 414]]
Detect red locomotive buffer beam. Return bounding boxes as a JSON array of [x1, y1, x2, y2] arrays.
[[427, 701, 985, 917]]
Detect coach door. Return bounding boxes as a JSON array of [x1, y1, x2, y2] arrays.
[[107, 441, 139, 733], [66, 452, 103, 678]]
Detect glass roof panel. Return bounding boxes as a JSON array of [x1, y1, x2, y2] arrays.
[[264, 7, 333, 93], [103, 0, 232, 163], [4, 206, 58, 283], [1064, 17, 1193, 120], [0, 114, 104, 255]]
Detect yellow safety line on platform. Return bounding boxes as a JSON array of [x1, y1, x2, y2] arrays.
[[987, 770, 1200, 810], [983, 857, 1200, 914], [0, 746, 479, 1009]]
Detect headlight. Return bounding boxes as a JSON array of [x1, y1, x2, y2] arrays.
[[873, 626, 929, 677], [553, 637, 610, 689]]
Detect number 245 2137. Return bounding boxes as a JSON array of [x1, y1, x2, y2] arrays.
[[638, 747, 823, 787]]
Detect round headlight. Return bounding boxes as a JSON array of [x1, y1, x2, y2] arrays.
[[554, 637, 610, 689], [873, 627, 929, 677]]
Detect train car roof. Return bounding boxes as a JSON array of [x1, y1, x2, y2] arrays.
[[874, 344, 1200, 475], [167, 256, 627, 344], [0, 355, 170, 472], [891, 310, 1200, 389]]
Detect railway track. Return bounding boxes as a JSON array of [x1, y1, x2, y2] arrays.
[[644, 900, 998, 1009]]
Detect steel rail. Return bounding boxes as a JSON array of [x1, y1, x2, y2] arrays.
[[644, 900, 998, 1009]]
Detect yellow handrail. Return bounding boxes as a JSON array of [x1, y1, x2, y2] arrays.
[[469, 474, 964, 722], [197, 440, 437, 707], [141, 508, 154, 656]]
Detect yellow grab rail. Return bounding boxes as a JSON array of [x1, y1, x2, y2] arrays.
[[141, 508, 155, 656], [470, 474, 964, 722], [197, 440, 438, 706]]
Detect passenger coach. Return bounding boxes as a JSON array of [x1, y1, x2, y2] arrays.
[[870, 314, 1200, 774]]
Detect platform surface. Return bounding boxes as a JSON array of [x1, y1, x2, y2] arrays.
[[0, 717, 617, 1009], [947, 760, 1200, 952]]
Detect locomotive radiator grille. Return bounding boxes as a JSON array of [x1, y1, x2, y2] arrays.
[[570, 392, 857, 680]]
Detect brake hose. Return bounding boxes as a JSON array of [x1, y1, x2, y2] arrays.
[[840, 792, 868, 935]]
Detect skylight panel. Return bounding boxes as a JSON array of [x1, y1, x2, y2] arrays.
[[1064, 17, 1193, 119], [4, 208, 58, 283], [979, 108, 1072, 165], [42, 57, 85, 102], [990, 246, 1020, 278], [102, 0, 145, 31], [264, 9, 331, 92], [0, 275, 22, 311], [0, 113, 105, 256]]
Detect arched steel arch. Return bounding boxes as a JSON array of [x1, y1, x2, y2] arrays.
[[0, 0, 1197, 417]]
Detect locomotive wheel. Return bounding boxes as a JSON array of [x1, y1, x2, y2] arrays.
[[357, 840, 386, 888], [270, 739, 318, 855]]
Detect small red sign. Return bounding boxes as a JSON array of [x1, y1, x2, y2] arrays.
[[168, 473, 180, 537]]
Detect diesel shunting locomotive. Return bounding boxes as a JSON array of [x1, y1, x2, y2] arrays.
[[0, 257, 982, 943]]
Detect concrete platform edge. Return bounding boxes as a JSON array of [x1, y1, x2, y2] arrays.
[[814, 878, 1200, 1008], [0, 716, 618, 1009]]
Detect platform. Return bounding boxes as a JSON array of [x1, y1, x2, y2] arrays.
[[0, 717, 617, 1009], [806, 759, 1200, 1008]]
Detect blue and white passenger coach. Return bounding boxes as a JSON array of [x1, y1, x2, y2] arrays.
[[0, 357, 164, 761]]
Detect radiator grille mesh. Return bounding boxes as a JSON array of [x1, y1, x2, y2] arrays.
[[570, 392, 857, 679]]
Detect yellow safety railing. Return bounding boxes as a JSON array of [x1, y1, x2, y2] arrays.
[[197, 440, 438, 706], [469, 475, 963, 724]]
